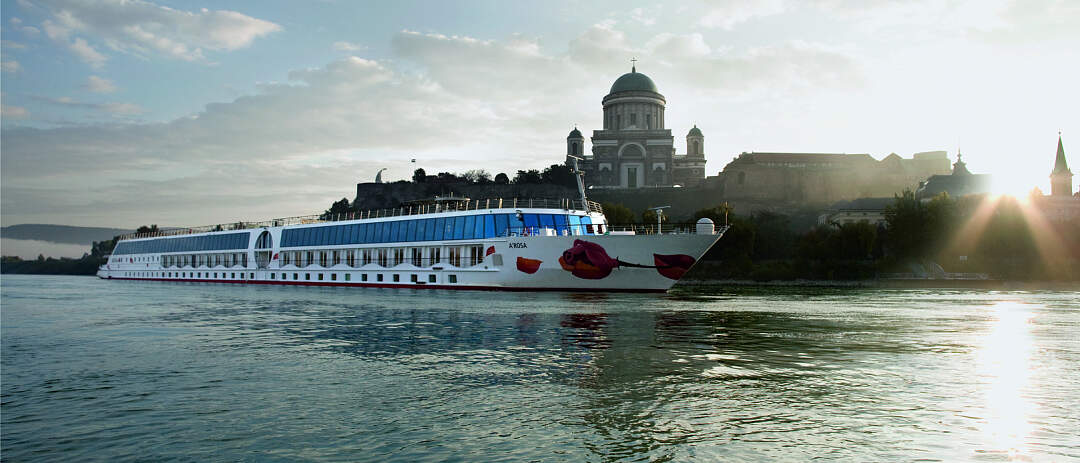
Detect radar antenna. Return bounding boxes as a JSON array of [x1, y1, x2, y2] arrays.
[[648, 206, 670, 234]]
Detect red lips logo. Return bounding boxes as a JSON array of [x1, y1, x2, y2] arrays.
[[516, 257, 542, 274], [558, 240, 619, 279], [653, 254, 696, 280]]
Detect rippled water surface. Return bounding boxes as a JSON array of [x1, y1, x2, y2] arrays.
[[2, 275, 1079, 461]]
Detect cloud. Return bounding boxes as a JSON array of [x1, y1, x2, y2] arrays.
[[85, 75, 117, 93], [972, 0, 1080, 43], [646, 33, 712, 60], [69, 37, 106, 68], [0, 24, 864, 227], [698, 0, 785, 29], [1, 104, 29, 118], [333, 41, 367, 52], [36, 0, 281, 64], [630, 8, 657, 26], [567, 22, 637, 71], [1, 61, 21, 73], [34, 95, 142, 114], [2, 40, 28, 49]]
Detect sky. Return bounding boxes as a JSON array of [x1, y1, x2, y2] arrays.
[[1, 0, 1078, 230]]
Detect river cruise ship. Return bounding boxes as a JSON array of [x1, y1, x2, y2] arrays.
[[97, 195, 726, 292]]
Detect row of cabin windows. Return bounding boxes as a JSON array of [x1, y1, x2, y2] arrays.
[[134, 271, 459, 284], [112, 255, 158, 263], [123, 271, 253, 279], [113, 232, 249, 255], [160, 253, 248, 268], [152, 245, 484, 270], [279, 245, 482, 268], [280, 213, 598, 248]]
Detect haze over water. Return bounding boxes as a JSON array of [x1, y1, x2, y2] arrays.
[[2, 275, 1078, 461]]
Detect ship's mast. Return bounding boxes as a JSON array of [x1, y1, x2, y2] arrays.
[[567, 155, 588, 208]]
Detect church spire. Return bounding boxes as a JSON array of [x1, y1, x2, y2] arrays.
[[1053, 132, 1070, 174], [1050, 132, 1074, 196]]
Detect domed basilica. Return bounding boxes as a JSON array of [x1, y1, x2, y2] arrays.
[[566, 65, 706, 188]]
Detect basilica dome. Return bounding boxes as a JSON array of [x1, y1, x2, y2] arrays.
[[609, 69, 658, 94]]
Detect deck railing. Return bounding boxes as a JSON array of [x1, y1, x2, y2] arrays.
[[118, 198, 604, 241]]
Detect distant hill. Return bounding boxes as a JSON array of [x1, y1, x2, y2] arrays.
[[0, 224, 133, 245]]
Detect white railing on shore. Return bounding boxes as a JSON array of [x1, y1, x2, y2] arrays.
[[118, 198, 604, 241]]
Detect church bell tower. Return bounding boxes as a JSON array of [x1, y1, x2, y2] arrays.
[[1051, 134, 1073, 196]]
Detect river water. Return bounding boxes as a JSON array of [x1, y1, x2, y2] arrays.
[[2, 275, 1078, 461]]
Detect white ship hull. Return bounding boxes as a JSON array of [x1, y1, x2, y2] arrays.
[[98, 233, 720, 292], [98, 200, 724, 292]]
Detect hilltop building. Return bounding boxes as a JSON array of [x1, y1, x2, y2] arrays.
[[1035, 134, 1080, 223], [567, 65, 706, 189], [1050, 133, 1074, 197], [915, 153, 992, 199], [708, 151, 951, 205]]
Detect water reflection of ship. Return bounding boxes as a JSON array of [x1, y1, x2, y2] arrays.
[[560, 313, 611, 350]]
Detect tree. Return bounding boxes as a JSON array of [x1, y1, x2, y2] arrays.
[[136, 224, 159, 234], [541, 164, 576, 187], [322, 197, 353, 219], [749, 211, 794, 260], [412, 168, 427, 183], [883, 190, 927, 260], [462, 169, 493, 184], [600, 202, 635, 224], [494, 173, 510, 184], [513, 169, 542, 184], [692, 204, 733, 225], [435, 172, 462, 184]]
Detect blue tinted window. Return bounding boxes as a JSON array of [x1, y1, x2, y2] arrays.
[[463, 216, 476, 240], [509, 213, 525, 235], [581, 216, 593, 234], [569, 215, 582, 235], [415, 219, 427, 242], [554, 215, 568, 234], [473, 215, 484, 238], [540, 214, 555, 228], [524, 214, 539, 229], [405, 220, 416, 242], [494, 214, 508, 237], [423, 218, 435, 241], [321, 227, 331, 246], [483, 215, 495, 238], [396, 220, 408, 242], [349, 224, 359, 244], [382, 222, 393, 242], [389, 221, 400, 243], [433, 218, 445, 241], [448, 217, 461, 240], [360, 223, 370, 243]]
